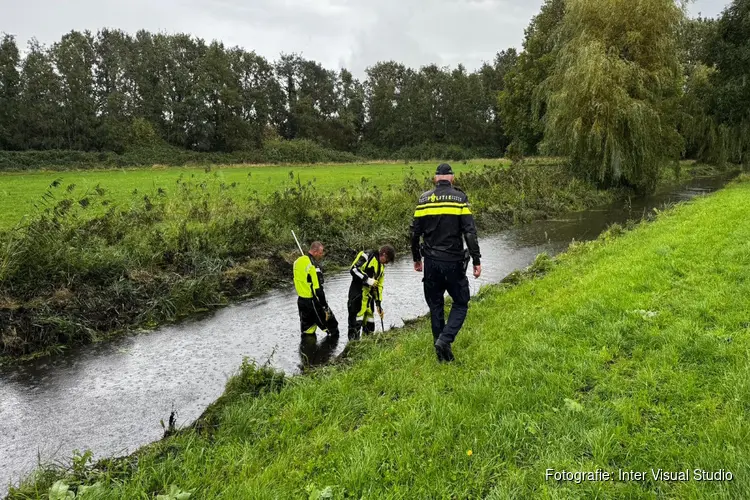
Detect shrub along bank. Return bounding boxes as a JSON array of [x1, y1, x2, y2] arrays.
[[0, 141, 502, 172], [0, 161, 613, 359], [9, 175, 750, 499], [0, 141, 361, 171]]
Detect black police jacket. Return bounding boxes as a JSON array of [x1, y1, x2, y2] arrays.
[[410, 180, 481, 265]]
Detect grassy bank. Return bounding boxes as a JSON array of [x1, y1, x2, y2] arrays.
[[10, 176, 750, 499], [0, 158, 608, 360]]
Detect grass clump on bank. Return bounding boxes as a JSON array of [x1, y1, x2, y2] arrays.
[[9, 175, 750, 499], [0, 160, 612, 360]]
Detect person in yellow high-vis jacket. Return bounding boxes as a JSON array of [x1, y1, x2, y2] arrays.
[[293, 241, 339, 336], [347, 245, 396, 340]]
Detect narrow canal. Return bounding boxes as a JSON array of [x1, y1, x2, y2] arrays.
[[0, 175, 731, 493]]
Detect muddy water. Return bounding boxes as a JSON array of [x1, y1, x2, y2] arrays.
[[0, 175, 732, 493]]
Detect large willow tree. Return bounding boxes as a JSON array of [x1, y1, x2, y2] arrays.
[[542, 0, 685, 192]]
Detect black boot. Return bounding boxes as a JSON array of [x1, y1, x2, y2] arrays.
[[348, 322, 362, 341], [434, 339, 455, 363]]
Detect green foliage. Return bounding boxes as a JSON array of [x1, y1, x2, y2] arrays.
[[17, 39, 64, 150], [543, 0, 685, 193], [0, 160, 497, 229], [11, 179, 750, 498], [48, 481, 75, 500], [0, 140, 362, 171], [499, 0, 565, 155], [666, 2, 750, 167], [705, 0, 750, 166], [53, 31, 98, 151], [155, 485, 192, 500], [0, 33, 21, 150], [708, 0, 750, 127], [0, 29, 518, 158], [363, 61, 508, 153], [262, 139, 359, 164], [359, 142, 503, 162], [458, 161, 609, 228], [224, 358, 286, 399], [678, 16, 730, 164], [0, 160, 611, 358], [2, 1, 750, 167]]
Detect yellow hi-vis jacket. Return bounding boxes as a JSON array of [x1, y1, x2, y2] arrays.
[[349, 250, 384, 304], [293, 254, 328, 306]]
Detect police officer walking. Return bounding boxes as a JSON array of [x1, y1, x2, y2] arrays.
[[293, 241, 339, 337], [411, 164, 481, 362]]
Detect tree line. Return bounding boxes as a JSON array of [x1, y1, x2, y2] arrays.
[[0, 0, 748, 190], [0, 30, 514, 156], [504, 0, 750, 191]]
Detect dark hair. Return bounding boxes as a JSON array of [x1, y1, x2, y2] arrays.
[[380, 244, 396, 263]]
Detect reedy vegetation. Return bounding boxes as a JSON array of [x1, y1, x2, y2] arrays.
[[0, 160, 612, 359], [9, 176, 750, 499]]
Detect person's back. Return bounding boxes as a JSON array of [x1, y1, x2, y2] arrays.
[[411, 163, 481, 362], [293, 241, 339, 337], [293, 253, 317, 300], [415, 182, 475, 263]]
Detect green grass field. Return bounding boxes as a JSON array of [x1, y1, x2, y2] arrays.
[[0, 160, 507, 230], [14, 177, 750, 498]]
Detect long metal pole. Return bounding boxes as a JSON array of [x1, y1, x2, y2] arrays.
[[377, 287, 385, 332], [292, 230, 304, 255]]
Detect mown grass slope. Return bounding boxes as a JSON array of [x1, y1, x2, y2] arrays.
[[12, 177, 750, 499]]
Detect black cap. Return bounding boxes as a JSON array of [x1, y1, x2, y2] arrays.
[[436, 163, 454, 175]]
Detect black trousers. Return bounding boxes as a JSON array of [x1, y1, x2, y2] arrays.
[[423, 258, 471, 344], [297, 297, 339, 336], [347, 281, 376, 339]]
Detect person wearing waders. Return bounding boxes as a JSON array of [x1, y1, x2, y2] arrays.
[[347, 245, 396, 340], [411, 163, 482, 362], [293, 241, 339, 337]]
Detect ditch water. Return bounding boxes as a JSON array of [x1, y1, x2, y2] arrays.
[[0, 174, 734, 494]]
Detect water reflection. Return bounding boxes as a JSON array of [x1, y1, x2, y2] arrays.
[[298, 334, 341, 370]]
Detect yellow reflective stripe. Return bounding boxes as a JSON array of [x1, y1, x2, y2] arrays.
[[415, 202, 466, 210], [414, 206, 472, 217]]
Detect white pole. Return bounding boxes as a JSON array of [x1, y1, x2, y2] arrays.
[[291, 230, 305, 255]]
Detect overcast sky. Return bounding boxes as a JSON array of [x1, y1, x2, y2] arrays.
[[1, 0, 730, 76]]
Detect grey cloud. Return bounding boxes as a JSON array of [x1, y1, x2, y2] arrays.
[[0, 0, 734, 77], [343, 0, 445, 76], [2, 0, 183, 48]]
